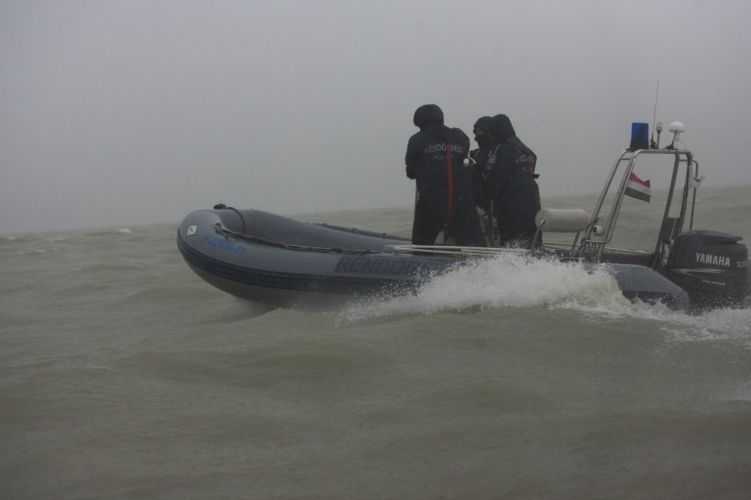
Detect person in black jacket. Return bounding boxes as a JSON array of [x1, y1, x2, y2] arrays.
[[469, 116, 497, 212], [405, 104, 483, 245], [469, 116, 499, 245], [486, 114, 542, 247]]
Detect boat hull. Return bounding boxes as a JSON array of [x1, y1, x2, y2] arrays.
[[177, 208, 690, 310], [176, 208, 456, 309]]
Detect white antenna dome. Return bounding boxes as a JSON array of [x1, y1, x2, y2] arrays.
[[668, 121, 685, 134]]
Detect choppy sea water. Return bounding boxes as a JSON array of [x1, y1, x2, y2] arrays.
[[2, 185, 751, 499]]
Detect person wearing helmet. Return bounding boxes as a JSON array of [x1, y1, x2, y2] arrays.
[[485, 114, 541, 247], [405, 104, 483, 245]]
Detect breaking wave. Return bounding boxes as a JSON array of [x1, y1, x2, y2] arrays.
[[341, 253, 751, 343], [342, 254, 622, 320]]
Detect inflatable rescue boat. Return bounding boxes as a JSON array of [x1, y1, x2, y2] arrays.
[[178, 123, 750, 311]]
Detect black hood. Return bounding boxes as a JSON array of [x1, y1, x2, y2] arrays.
[[413, 104, 444, 130], [473, 116, 495, 148], [492, 114, 516, 143]]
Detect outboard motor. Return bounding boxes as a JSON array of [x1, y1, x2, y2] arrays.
[[665, 230, 749, 308]]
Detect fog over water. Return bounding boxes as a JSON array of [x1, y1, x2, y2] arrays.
[[2, 0, 750, 234]]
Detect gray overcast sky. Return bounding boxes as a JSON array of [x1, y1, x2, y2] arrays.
[[1, 0, 749, 233]]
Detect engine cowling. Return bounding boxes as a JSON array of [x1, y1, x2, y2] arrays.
[[665, 230, 749, 308]]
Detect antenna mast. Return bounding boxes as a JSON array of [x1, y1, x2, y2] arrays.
[[651, 80, 661, 148]]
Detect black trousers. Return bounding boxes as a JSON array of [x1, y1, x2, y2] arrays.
[[411, 200, 484, 246], [495, 179, 541, 247]]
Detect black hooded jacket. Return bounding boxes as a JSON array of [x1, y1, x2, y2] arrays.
[[487, 114, 540, 243], [405, 105, 482, 245], [405, 108, 471, 214], [488, 114, 537, 197]]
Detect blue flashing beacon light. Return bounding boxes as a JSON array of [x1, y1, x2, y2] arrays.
[[629, 122, 650, 151]]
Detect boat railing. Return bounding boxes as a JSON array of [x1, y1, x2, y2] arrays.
[[387, 244, 531, 258], [577, 147, 697, 262]]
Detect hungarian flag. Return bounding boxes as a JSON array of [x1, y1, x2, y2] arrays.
[[625, 172, 651, 202]]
